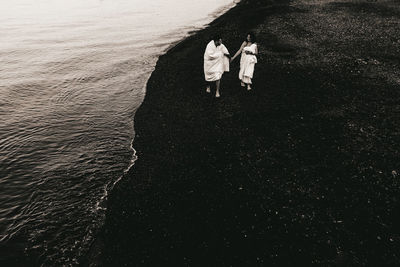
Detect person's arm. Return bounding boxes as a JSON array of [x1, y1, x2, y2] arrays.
[[221, 44, 230, 58], [231, 41, 247, 62], [208, 52, 220, 59], [208, 48, 222, 60]]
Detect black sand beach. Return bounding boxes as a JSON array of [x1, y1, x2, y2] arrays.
[[98, 0, 400, 265]]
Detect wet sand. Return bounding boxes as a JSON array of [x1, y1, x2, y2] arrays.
[[99, 0, 400, 265]]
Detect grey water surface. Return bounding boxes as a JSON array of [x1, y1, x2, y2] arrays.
[[0, 0, 234, 264]]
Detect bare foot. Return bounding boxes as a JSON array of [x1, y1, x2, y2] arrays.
[[215, 92, 220, 98], [247, 85, 252, 91], [240, 82, 245, 87], [206, 87, 211, 93]]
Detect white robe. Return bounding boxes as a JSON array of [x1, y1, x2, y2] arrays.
[[239, 43, 257, 84], [203, 41, 230, 82]]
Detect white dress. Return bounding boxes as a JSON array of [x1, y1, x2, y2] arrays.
[[203, 41, 230, 82], [239, 43, 257, 84]]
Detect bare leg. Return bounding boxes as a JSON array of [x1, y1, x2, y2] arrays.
[[215, 80, 221, 97], [243, 77, 252, 90], [206, 81, 211, 93], [241, 81, 245, 87]]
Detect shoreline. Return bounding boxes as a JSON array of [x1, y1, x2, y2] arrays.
[[103, 0, 239, 197], [83, 1, 241, 264], [96, 0, 400, 265]]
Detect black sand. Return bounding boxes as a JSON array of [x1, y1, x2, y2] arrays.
[[98, 0, 400, 265]]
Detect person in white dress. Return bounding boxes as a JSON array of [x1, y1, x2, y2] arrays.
[[231, 33, 258, 90], [203, 35, 230, 97]]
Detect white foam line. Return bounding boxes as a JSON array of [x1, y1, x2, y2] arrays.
[[95, 1, 238, 212], [94, 139, 137, 211], [94, 0, 237, 213], [57, 1, 239, 263], [94, 70, 153, 211]]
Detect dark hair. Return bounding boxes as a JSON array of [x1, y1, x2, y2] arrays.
[[213, 34, 222, 41], [246, 32, 257, 43]]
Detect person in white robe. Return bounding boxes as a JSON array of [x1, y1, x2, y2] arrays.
[[231, 33, 258, 90], [203, 36, 230, 97]]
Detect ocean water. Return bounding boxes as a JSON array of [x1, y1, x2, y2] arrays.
[[0, 0, 235, 264]]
